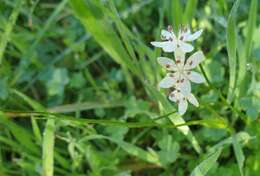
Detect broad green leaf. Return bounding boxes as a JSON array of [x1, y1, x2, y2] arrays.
[[226, 0, 240, 102], [190, 148, 222, 176]]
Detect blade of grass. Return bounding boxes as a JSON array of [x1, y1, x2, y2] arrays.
[[237, 0, 257, 97], [69, 0, 139, 80], [232, 134, 245, 176], [42, 119, 55, 176], [0, 112, 39, 155], [47, 101, 125, 113], [2, 110, 228, 130], [11, 89, 55, 176], [226, 0, 240, 102], [190, 148, 222, 176], [171, 0, 182, 32], [183, 0, 198, 25], [209, 132, 251, 153], [0, 0, 23, 64]]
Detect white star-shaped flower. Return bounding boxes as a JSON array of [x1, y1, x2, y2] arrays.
[[151, 26, 203, 53], [157, 50, 205, 95], [168, 90, 199, 115]]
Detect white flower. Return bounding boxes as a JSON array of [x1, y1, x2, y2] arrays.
[[158, 50, 205, 95], [151, 26, 203, 53], [168, 90, 199, 115]]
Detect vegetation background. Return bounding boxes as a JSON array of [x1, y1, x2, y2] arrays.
[[0, 0, 259, 175]]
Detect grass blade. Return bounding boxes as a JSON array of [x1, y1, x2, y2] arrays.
[[42, 119, 55, 176], [237, 0, 257, 97], [226, 0, 240, 102], [69, 0, 139, 76], [11, 89, 55, 176], [183, 0, 198, 25], [190, 148, 222, 176], [232, 134, 245, 176], [171, 0, 182, 32], [0, 0, 23, 64], [0, 112, 39, 155], [80, 134, 161, 166]]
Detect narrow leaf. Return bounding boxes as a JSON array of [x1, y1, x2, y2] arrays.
[[0, 0, 23, 64], [190, 148, 222, 176], [226, 0, 240, 102], [237, 0, 257, 97], [232, 134, 245, 176], [183, 0, 198, 25]]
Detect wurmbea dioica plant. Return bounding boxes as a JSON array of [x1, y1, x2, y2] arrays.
[[151, 26, 205, 115]]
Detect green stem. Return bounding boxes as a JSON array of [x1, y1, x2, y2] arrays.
[[1, 109, 219, 129]]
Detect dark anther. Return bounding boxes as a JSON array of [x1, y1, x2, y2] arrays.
[[176, 60, 181, 64], [167, 25, 173, 32]]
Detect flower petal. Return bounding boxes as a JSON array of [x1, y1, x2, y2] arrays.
[[151, 41, 176, 52], [174, 48, 185, 67], [185, 71, 205, 83], [169, 90, 183, 102], [178, 98, 188, 115], [178, 41, 194, 52], [157, 57, 178, 71], [179, 27, 191, 40], [183, 29, 203, 42], [161, 30, 175, 40], [175, 76, 191, 95], [158, 73, 178, 88], [169, 91, 177, 102], [184, 51, 204, 69], [187, 93, 199, 107]]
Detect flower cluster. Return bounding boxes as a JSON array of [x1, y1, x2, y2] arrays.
[[151, 26, 205, 115]]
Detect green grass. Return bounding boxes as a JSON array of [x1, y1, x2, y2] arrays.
[[0, 0, 259, 175]]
